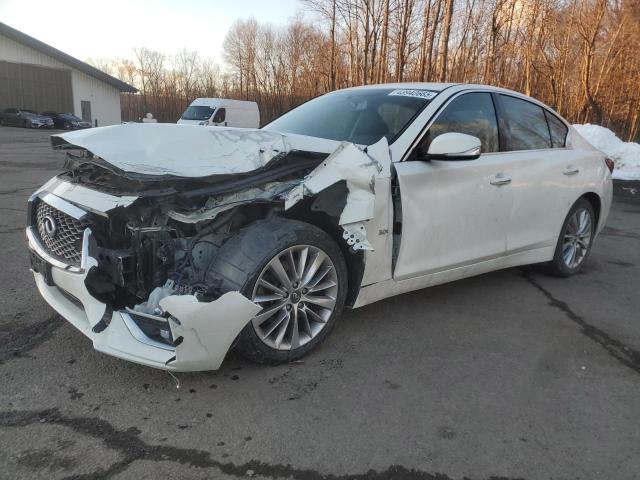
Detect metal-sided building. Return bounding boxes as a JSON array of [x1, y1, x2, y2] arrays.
[[0, 22, 136, 126]]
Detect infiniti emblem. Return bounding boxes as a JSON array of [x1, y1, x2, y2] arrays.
[[43, 215, 57, 238]]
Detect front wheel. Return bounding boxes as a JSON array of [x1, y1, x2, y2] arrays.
[[206, 218, 348, 364], [547, 198, 595, 276]]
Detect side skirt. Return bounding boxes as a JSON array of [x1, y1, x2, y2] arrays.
[[351, 246, 555, 308]]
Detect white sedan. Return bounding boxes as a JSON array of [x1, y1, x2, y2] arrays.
[[27, 83, 612, 370]]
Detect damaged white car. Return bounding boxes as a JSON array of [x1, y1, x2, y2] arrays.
[[27, 83, 613, 371]]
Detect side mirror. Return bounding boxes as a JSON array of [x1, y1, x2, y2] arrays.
[[426, 132, 482, 161]]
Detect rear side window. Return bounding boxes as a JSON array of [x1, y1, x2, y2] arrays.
[[545, 111, 568, 148], [500, 95, 551, 150], [422, 92, 499, 153]]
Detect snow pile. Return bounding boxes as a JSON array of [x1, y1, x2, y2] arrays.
[[573, 124, 640, 180]]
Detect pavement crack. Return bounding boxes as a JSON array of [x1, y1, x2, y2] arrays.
[[522, 272, 640, 375], [0, 408, 526, 480]]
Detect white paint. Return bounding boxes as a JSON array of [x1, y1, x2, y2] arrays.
[[54, 124, 340, 177], [427, 132, 481, 156], [38, 176, 138, 214], [285, 140, 390, 251], [0, 32, 123, 126], [29, 226, 260, 371], [177, 98, 260, 127], [160, 293, 262, 371]]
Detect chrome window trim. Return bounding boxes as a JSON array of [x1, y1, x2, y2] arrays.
[[399, 88, 498, 161]]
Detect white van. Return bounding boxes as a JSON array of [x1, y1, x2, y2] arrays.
[[177, 98, 260, 127]]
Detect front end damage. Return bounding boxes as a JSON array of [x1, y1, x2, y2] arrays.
[[27, 124, 392, 371]]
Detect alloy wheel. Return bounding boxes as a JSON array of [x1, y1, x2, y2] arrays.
[[562, 207, 592, 269], [251, 245, 338, 350]]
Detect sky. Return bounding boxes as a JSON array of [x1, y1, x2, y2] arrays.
[[0, 0, 303, 64]]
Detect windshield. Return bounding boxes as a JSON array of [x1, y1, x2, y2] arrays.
[[181, 105, 215, 121], [263, 88, 436, 144], [61, 113, 81, 121]]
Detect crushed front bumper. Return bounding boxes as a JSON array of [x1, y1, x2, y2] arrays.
[[27, 226, 260, 372]]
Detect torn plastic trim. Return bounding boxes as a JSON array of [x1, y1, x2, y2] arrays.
[[29, 227, 262, 371], [159, 292, 261, 371], [285, 137, 392, 251], [168, 181, 297, 223]]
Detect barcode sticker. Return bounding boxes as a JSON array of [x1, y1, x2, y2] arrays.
[[388, 89, 438, 100]]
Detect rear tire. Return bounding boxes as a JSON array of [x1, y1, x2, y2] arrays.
[[547, 198, 595, 277], [206, 218, 348, 364]]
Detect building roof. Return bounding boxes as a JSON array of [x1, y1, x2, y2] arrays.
[[0, 22, 137, 93]]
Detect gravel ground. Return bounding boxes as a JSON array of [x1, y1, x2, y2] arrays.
[[0, 126, 639, 480]]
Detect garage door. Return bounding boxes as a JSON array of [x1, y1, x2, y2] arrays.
[[0, 61, 73, 113]]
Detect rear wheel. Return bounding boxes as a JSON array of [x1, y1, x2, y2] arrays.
[[547, 198, 595, 276], [206, 218, 348, 364]]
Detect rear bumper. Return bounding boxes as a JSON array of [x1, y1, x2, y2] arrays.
[[27, 226, 260, 372]]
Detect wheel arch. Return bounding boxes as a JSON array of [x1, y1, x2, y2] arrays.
[[283, 185, 365, 308], [580, 192, 601, 226]]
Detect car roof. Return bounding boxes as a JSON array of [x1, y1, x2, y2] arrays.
[[339, 82, 532, 97], [339, 82, 560, 115], [341, 82, 459, 92]]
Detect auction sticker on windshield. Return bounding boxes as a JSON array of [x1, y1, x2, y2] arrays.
[[388, 89, 438, 100]]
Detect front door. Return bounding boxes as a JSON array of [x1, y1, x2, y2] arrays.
[[393, 92, 513, 280]]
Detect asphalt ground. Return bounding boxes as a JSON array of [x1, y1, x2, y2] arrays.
[[0, 126, 639, 480]]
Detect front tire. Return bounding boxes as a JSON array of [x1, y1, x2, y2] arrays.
[[547, 198, 595, 276], [206, 218, 348, 364]]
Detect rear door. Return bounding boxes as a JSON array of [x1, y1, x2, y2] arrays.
[[496, 94, 577, 253], [393, 91, 513, 280]]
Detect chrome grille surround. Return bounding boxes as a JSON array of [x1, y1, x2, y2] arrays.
[[34, 200, 89, 266]]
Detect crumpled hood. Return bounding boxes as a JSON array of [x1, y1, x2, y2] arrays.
[[52, 123, 340, 178]]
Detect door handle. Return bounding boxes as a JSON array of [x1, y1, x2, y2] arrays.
[[490, 174, 512, 186], [563, 165, 580, 175]]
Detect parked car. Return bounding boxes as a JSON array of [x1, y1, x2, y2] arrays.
[[41, 112, 92, 130], [177, 98, 260, 127], [26, 83, 612, 372], [0, 108, 53, 128]]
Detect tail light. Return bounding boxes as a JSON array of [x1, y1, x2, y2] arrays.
[[604, 157, 615, 173]]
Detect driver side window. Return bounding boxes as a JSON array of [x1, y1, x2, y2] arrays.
[[418, 92, 499, 154], [213, 108, 226, 123]]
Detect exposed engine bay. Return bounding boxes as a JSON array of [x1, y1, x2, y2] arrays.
[[26, 124, 393, 371]]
